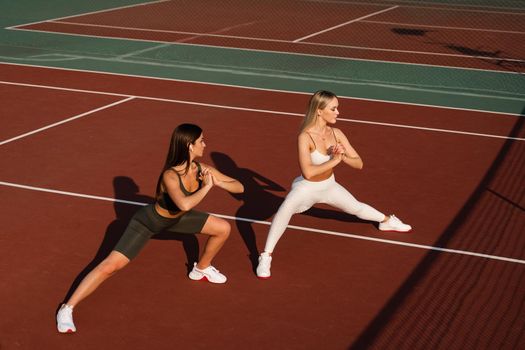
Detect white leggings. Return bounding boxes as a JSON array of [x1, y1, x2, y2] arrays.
[[263, 174, 385, 253]]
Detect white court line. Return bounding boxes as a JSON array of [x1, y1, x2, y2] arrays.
[[1, 180, 524, 265], [301, 0, 525, 15], [378, 0, 525, 13], [5, 0, 171, 30], [361, 19, 525, 35], [338, 118, 525, 141], [3, 63, 523, 109], [293, 5, 399, 42], [2, 67, 523, 116], [5, 0, 525, 69], [295, 6, 399, 42], [110, 56, 525, 100], [1, 80, 523, 142], [0, 96, 135, 146], [302, 40, 525, 63], [9, 52, 518, 101], [28, 20, 525, 64], [7, 26, 524, 75], [7, 0, 525, 33], [116, 20, 261, 59], [0, 181, 149, 206]]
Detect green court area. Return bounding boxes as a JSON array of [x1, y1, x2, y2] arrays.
[[0, 0, 524, 115]]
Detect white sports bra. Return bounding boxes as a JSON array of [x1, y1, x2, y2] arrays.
[[307, 128, 337, 165], [310, 149, 330, 165]]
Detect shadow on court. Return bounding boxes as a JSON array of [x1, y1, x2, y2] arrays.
[[349, 106, 525, 349], [210, 152, 379, 273], [391, 27, 524, 74], [58, 176, 199, 311]]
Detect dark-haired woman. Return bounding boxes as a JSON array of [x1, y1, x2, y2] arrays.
[[57, 123, 243, 333], [256, 91, 411, 279]]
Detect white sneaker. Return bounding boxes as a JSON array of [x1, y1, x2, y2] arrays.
[[188, 263, 227, 284], [56, 304, 76, 333], [379, 214, 412, 232], [256, 253, 272, 279]]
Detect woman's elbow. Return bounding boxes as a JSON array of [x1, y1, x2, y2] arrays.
[[302, 171, 315, 180], [228, 181, 243, 193], [236, 183, 245, 193], [178, 202, 192, 211]]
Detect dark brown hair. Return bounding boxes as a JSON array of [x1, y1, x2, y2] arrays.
[[155, 123, 202, 197]]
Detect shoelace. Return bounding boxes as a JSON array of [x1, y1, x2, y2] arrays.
[[390, 215, 400, 223], [207, 266, 219, 274], [199, 265, 219, 274]]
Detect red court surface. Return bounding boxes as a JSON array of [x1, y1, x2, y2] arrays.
[[1, 63, 524, 349], [11, 0, 525, 72]]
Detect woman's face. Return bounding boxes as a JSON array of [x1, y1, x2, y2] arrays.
[[318, 97, 339, 124], [191, 133, 206, 157]]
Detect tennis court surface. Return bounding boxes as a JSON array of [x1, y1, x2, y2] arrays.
[[1, 1, 524, 349]]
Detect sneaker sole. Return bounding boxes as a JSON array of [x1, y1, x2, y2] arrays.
[[257, 276, 271, 280], [379, 229, 412, 233], [189, 275, 207, 281], [189, 275, 226, 284], [57, 328, 76, 334]]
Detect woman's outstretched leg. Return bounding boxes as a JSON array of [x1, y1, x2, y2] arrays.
[[57, 251, 130, 333], [257, 184, 316, 279], [323, 182, 385, 222], [324, 182, 411, 232]]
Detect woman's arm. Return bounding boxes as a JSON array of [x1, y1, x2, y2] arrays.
[[162, 169, 213, 211], [332, 128, 363, 170], [201, 163, 244, 194], [298, 132, 343, 180]]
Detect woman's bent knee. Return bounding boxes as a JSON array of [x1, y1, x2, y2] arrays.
[[218, 219, 231, 239], [204, 217, 230, 239], [214, 219, 231, 239]]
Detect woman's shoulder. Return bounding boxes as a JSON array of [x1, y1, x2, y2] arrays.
[[331, 126, 342, 134], [298, 130, 312, 140], [331, 127, 347, 138], [162, 167, 180, 180], [297, 131, 316, 152]]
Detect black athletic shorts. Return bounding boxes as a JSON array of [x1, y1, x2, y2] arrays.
[[114, 204, 209, 259]]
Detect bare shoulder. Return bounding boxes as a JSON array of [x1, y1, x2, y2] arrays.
[[160, 168, 181, 193], [332, 127, 349, 140], [298, 131, 316, 154], [298, 131, 312, 145], [331, 127, 344, 136], [298, 131, 312, 142], [162, 168, 179, 182]]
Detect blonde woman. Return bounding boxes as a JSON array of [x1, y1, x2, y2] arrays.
[[256, 91, 411, 279]]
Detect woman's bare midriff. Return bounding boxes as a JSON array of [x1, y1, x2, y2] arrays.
[[306, 170, 333, 182], [154, 203, 187, 219]]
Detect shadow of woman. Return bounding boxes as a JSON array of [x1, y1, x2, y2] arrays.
[[59, 176, 199, 307], [210, 152, 370, 273], [210, 152, 286, 271]]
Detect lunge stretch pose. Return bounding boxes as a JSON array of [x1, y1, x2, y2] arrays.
[[57, 123, 244, 333], [256, 90, 411, 279]]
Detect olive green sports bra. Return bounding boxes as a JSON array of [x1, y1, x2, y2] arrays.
[[157, 162, 203, 212]]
